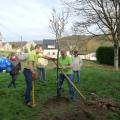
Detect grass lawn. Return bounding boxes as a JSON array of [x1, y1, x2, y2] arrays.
[[0, 61, 120, 120], [0, 51, 10, 57]]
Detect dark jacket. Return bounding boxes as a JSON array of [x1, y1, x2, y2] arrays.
[[10, 62, 21, 75]]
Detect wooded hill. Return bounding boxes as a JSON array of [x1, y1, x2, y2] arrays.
[[59, 35, 113, 54]]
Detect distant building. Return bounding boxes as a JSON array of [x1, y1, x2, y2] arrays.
[[42, 39, 57, 58], [43, 39, 57, 49], [0, 32, 3, 49], [3, 43, 12, 51], [43, 39, 72, 58], [80, 52, 96, 61], [23, 41, 36, 52], [34, 40, 43, 46], [9, 41, 27, 48], [85, 52, 96, 61], [0, 32, 2, 40]]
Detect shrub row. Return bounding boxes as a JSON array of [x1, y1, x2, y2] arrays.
[[96, 47, 120, 66]]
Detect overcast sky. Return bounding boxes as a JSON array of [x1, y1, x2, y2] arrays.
[[0, 0, 72, 42]]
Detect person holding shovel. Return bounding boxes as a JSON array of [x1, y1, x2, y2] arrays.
[[57, 49, 75, 101], [23, 45, 53, 107], [23, 45, 43, 107]]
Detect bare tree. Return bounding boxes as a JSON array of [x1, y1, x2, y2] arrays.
[[49, 8, 69, 79], [71, 25, 80, 50], [65, 0, 120, 70]]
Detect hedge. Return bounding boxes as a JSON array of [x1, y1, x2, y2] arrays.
[[96, 47, 120, 66]]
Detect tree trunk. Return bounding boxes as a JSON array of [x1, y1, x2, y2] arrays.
[[114, 42, 119, 70], [56, 36, 60, 82], [57, 45, 60, 81]]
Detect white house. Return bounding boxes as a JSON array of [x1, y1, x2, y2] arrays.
[[0, 32, 3, 49], [3, 43, 12, 51], [80, 52, 96, 61], [24, 41, 36, 52]]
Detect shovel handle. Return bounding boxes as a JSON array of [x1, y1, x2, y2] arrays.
[[51, 60, 86, 101], [32, 80, 35, 106]]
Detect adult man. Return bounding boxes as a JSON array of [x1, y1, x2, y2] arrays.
[[72, 50, 82, 84], [57, 49, 75, 100], [23, 45, 42, 106], [36, 48, 48, 82], [23, 45, 54, 106]]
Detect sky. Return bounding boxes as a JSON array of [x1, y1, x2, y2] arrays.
[[0, 0, 71, 42]]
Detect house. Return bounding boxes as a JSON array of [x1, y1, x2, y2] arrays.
[[24, 41, 36, 52], [34, 40, 43, 46], [0, 40, 2, 49], [3, 43, 12, 51], [85, 52, 96, 61], [80, 52, 96, 61], [43, 39, 57, 49], [43, 39, 58, 58], [0, 32, 3, 49], [0, 32, 13, 51], [9, 41, 27, 48]]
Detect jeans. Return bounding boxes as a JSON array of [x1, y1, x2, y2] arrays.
[[73, 70, 80, 84], [23, 68, 32, 104], [37, 67, 46, 81], [8, 75, 17, 88], [57, 73, 75, 100]]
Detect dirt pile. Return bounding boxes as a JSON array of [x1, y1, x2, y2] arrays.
[[38, 96, 110, 120]]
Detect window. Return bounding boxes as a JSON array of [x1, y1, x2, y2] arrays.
[[47, 52, 50, 55], [47, 45, 55, 48], [53, 52, 55, 55]]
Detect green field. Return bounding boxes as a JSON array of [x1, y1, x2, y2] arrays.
[[0, 51, 10, 57], [0, 61, 120, 120]]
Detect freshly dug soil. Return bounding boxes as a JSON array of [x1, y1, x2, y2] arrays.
[[37, 96, 109, 120]]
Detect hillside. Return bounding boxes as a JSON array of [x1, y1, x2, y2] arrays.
[[59, 35, 113, 54]]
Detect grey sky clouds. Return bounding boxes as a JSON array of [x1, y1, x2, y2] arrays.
[[0, 0, 64, 41]]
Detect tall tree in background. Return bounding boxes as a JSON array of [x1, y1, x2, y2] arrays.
[[65, 0, 120, 70], [71, 25, 80, 50], [49, 8, 69, 79]]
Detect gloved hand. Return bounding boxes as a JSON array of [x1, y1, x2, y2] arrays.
[[48, 57, 56, 61], [62, 66, 66, 69], [32, 72, 37, 81]]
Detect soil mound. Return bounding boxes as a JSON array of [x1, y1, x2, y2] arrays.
[[39, 96, 108, 120]]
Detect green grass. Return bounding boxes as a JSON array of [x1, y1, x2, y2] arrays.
[[0, 51, 10, 57], [0, 61, 120, 120]]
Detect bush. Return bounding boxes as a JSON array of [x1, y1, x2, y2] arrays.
[[96, 47, 120, 66]]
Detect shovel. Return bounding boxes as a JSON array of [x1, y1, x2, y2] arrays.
[[31, 73, 37, 107], [51, 60, 86, 101]]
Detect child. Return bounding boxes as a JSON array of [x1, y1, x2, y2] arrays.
[[8, 52, 21, 88]]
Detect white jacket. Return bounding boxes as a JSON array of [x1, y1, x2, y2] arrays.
[[72, 55, 82, 71]]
